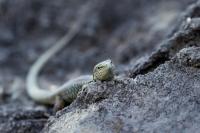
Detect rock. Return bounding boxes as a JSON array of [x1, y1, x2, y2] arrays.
[[44, 0, 200, 132], [128, 0, 200, 78], [0, 107, 49, 133], [176, 47, 200, 67], [45, 46, 200, 132], [0, 0, 199, 132]]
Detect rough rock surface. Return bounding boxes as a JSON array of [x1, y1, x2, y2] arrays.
[[0, 106, 49, 133], [0, 0, 199, 133], [45, 48, 200, 133], [128, 1, 200, 78], [44, 1, 200, 133]]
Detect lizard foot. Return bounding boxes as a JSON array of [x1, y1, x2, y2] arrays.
[[53, 96, 65, 112]]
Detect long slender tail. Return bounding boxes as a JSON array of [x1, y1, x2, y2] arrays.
[[26, 1, 93, 104]]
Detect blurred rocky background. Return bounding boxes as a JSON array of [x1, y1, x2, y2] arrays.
[[0, 0, 199, 132]]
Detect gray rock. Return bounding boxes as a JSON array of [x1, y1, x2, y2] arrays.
[[0, 0, 199, 132], [128, 0, 200, 78], [176, 47, 200, 67], [0, 106, 49, 133], [45, 46, 200, 133], [44, 0, 200, 132]]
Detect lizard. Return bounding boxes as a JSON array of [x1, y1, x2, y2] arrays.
[[26, 1, 115, 110], [27, 57, 114, 109]]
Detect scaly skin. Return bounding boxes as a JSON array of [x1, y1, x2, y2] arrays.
[[27, 59, 114, 105], [53, 60, 115, 110], [58, 59, 115, 103]]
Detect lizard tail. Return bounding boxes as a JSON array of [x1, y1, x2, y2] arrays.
[[26, 36, 72, 104]]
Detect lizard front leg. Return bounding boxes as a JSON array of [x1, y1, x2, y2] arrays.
[[53, 96, 65, 112]]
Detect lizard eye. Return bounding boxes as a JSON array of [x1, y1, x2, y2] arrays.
[[97, 66, 103, 69]]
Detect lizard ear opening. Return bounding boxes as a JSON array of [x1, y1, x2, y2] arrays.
[[93, 68, 97, 81], [93, 73, 96, 81]]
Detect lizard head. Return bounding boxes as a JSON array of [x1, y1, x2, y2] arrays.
[[93, 59, 115, 81]]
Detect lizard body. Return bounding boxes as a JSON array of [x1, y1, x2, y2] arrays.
[[27, 58, 114, 105]]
